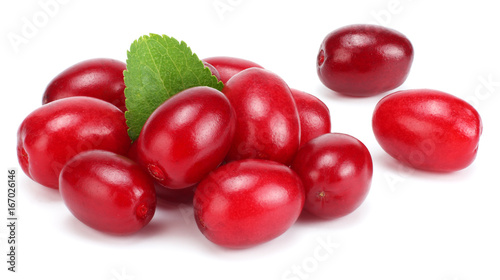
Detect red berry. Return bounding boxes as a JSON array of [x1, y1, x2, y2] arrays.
[[59, 150, 156, 235], [291, 133, 373, 219], [136, 86, 236, 189], [317, 24, 413, 96], [17, 97, 131, 189], [194, 159, 305, 248], [222, 68, 300, 165], [290, 88, 331, 147], [372, 89, 482, 172], [42, 58, 127, 111], [203, 56, 263, 84]]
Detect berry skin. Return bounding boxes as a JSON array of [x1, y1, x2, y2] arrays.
[[59, 150, 156, 235], [290, 88, 331, 147], [42, 58, 127, 111], [291, 133, 373, 219], [222, 68, 300, 165], [202, 61, 222, 81], [194, 159, 305, 248], [17, 96, 131, 189], [317, 24, 414, 96], [203, 56, 263, 84], [372, 89, 482, 172], [127, 141, 195, 203], [136, 86, 236, 189]]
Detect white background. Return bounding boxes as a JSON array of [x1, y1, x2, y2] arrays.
[[1, 1, 500, 280]]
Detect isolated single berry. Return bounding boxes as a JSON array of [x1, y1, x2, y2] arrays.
[[372, 89, 482, 172], [317, 24, 413, 96]]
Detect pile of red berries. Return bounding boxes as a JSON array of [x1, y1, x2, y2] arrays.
[[17, 24, 481, 248]]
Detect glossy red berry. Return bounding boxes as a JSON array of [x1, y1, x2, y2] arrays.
[[136, 86, 236, 189], [291, 88, 331, 147], [317, 24, 413, 96], [222, 68, 300, 165], [372, 89, 482, 172], [291, 133, 373, 219], [42, 58, 127, 111], [203, 56, 263, 84], [59, 150, 156, 235], [194, 159, 305, 248], [17, 97, 131, 189]]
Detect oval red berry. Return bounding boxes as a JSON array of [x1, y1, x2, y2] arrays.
[[291, 133, 373, 219], [194, 159, 305, 248], [317, 24, 413, 96], [136, 86, 236, 189], [372, 89, 482, 172], [59, 150, 156, 235], [17, 96, 130, 189], [222, 68, 300, 165]]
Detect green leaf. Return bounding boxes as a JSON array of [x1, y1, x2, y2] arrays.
[[124, 33, 223, 141]]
